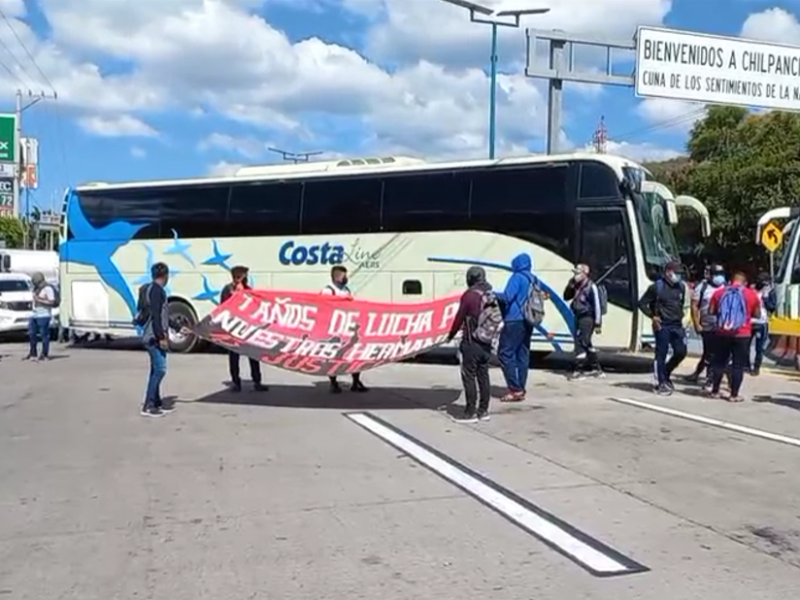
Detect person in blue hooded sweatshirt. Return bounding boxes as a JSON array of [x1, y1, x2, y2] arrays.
[[494, 252, 535, 402]]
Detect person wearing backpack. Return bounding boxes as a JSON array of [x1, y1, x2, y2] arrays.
[[446, 266, 498, 423], [686, 264, 726, 386], [750, 272, 776, 376], [24, 271, 58, 361], [137, 262, 172, 418], [637, 261, 690, 396], [221, 265, 268, 392], [707, 272, 761, 401], [563, 264, 604, 379], [494, 252, 538, 403]]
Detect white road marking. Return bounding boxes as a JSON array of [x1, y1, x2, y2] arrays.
[[609, 397, 800, 448], [346, 412, 646, 577]]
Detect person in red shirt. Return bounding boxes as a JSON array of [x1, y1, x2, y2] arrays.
[[707, 272, 761, 401]]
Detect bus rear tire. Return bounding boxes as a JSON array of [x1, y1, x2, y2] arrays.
[[168, 300, 200, 354]]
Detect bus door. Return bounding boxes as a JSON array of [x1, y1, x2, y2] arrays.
[[575, 207, 636, 350]]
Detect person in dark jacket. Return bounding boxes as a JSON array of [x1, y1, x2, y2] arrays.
[[750, 271, 776, 376], [446, 266, 493, 423], [140, 262, 171, 417], [637, 260, 688, 395], [220, 265, 267, 392], [494, 252, 535, 402], [563, 264, 603, 379]]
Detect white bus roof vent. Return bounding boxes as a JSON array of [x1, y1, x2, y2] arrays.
[[81, 181, 110, 187], [234, 161, 341, 177], [334, 156, 425, 169]]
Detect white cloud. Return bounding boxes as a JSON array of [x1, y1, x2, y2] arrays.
[[78, 115, 158, 137], [741, 7, 800, 44], [208, 160, 243, 177], [602, 140, 683, 163], [635, 98, 705, 134], [198, 132, 272, 159], [0, 0, 677, 160], [130, 146, 146, 158]]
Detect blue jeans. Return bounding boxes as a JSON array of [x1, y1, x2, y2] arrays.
[[498, 320, 533, 392], [654, 323, 687, 386], [28, 315, 51, 358], [751, 323, 768, 370], [144, 343, 168, 410]]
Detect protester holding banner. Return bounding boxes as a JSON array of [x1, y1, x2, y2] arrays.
[[321, 265, 368, 393], [446, 266, 499, 423], [221, 266, 268, 392]]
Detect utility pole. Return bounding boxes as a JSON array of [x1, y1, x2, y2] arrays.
[[17, 89, 56, 249], [592, 115, 608, 154], [267, 147, 323, 164]]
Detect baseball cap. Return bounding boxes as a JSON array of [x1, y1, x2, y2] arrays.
[[709, 263, 725, 275]]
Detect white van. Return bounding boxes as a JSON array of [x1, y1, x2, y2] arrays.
[[0, 272, 60, 335]]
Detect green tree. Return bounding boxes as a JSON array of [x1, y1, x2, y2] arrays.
[[647, 105, 800, 272], [0, 216, 24, 248]]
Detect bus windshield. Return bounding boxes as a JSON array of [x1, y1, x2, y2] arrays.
[[635, 191, 680, 268]]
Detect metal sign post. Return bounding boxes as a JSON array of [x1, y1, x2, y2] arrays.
[[526, 29, 635, 154], [761, 221, 783, 280]]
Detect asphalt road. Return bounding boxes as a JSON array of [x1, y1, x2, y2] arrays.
[[1, 342, 800, 599]]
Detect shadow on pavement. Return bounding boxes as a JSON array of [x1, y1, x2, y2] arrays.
[[752, 393, 800, 412], [189, 381, 462, 411]]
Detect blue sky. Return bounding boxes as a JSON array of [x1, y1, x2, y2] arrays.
[[5, 0, 800, 214]]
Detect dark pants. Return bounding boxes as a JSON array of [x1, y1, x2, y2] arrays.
[[692, 331, 716, 379], [460, 339, 491, 414], [654, 323, 687, 386], [750, 323, 768, 371], [144, 344, 167, 410], [229, 351, 261, 385], [710, 335, 750, 396], [574, 315, 599, 372], [28, 316, 51, 358], [498, 320, 533, 392]]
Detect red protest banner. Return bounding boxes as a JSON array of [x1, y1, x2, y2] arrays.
[[193, 289, 462, 377]]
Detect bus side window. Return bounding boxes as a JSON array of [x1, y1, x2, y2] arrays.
[[577, 208, 633, 311], [159, 186, 230, 239], [402, 280, 422, 295], [382, 172, 470, 232], [578, 162, 621, 200], [470, 166, 571, 260], [229, 182, 302, 237], [301, 177, 382, 235]]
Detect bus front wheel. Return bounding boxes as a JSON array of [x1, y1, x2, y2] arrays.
[[168, 300, 200, 354]]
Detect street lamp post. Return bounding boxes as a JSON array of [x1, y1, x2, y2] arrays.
[[440, 1, 549, 159]]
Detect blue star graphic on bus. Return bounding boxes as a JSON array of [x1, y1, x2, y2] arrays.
[[132, 244, 178, 295], [163, 229, 195, 267], [193, 274, 222, 304], [426, 255, 575, 352], [59, 189, 150, 316], [201, 239, 232, 271]]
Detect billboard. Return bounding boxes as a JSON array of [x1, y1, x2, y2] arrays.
[[20, 137, 37, 189], [0, 177, 13, 215], [635, 26, 800, 111], [0, 114, 15, 163]]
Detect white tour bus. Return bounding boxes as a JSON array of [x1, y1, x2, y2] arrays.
[[59, 152, 695, 353]]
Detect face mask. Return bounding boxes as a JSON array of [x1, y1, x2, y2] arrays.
[[711, 275, 725, 286], [574, 273, 586, 282], [667, 272, 680, 283]]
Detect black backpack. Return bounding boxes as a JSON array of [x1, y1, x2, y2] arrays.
[[133, 283, 152, 327]]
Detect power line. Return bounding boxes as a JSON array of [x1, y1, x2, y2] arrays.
[[0, 6, 54, 92]]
